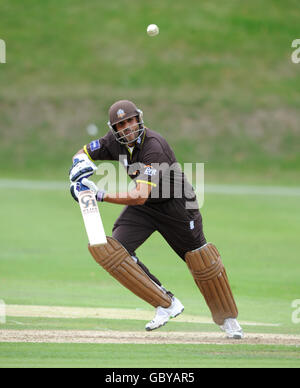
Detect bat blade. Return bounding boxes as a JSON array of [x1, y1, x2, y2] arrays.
[[78, 190, 107, 246]]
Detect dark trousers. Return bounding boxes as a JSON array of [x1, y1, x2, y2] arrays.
[[112, 199, 207, 294]]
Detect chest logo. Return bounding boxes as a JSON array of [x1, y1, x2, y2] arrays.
[[144, 166, 157, 176]]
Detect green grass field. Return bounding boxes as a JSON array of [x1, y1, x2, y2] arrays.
[[1, 0, 300, 370], [1, 343, 299, 368], [0, 183, 299, 368]]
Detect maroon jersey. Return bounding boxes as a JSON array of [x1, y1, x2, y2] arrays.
[[84, 128, 196, 206]]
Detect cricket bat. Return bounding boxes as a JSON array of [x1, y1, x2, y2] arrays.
[[78, 190, 107, 246]]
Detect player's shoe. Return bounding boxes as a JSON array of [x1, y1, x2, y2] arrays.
[[220, 318, 244, 339], [145, 297, 184, 331]]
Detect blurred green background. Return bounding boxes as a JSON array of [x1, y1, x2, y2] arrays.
[[1, 0, 299, 183], [1, 2, 300, 368]]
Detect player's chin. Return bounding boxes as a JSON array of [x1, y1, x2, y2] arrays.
[[126, 134, 136, 143]]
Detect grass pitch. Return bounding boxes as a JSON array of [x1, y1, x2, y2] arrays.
[[0, 182, 299, 368]]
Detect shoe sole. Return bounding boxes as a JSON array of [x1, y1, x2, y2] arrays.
[[170, 307, 184, 319], [233, 333, 244, 339], [145, 307, 184, 331], [226, 332, 244, 339], [145, 320, 168, 331]]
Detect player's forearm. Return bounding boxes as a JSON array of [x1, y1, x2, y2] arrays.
[[103, 191, 147, 206]]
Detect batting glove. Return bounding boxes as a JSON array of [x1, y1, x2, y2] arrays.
[[69, 154, 97, 183], [70, 180, 90, 203], [81, 178, 106, 202]]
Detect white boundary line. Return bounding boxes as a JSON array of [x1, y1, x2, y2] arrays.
[[5, 304, 280, 327], [205, 184, 300, 196], [0, 179, 67, 190], [1, 179, 300, 196]]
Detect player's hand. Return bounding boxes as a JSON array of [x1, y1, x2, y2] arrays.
[[81, 178, 106, 202], [70, 181, 90, 202], [69, 154, 97, 183]]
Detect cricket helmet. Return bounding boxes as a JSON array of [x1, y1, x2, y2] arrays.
[[108, 100, 144, 145]]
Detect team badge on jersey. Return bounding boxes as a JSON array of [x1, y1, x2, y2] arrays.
[[90, 140, 101, 151], [144, 165, 157, 176]]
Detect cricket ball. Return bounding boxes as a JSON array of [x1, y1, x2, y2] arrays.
[[147, 24, 159, 37]]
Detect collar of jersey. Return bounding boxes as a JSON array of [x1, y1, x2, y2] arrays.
[[125, 128, 147, 151]]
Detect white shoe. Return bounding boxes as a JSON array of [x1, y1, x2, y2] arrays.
[[220, 318, 244, 339], [145, 297, 184, 331]]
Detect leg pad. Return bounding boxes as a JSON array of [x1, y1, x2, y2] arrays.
[[88, 237, 172, 308], [185, 243, 238, 325]]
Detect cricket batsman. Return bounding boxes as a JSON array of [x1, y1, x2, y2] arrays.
[[69, 100, 244, 339]]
